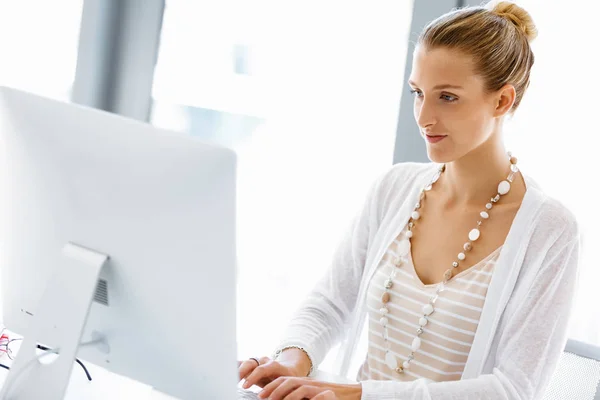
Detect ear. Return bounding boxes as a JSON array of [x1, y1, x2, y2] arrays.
[[493, 84, 516, 117]]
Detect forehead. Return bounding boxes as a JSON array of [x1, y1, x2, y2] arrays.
[[409, 46, 480, 88]]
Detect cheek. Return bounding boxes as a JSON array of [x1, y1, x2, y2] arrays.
[[467, 107, 492, 130], [453, 109, 491, 143], [449, 104, 483, 125], [430, 105, 483, 145]]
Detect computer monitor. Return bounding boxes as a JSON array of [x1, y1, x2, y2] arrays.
[[0, 86, 238, 399]]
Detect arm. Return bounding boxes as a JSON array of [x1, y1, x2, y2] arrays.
[[360, 223, 580, 399], [274, 168, 391, 373]]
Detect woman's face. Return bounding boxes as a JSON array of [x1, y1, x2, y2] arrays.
[[408, 46, 512, 164]]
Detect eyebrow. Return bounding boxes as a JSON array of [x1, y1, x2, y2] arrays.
[[408, 80, 464, 90]]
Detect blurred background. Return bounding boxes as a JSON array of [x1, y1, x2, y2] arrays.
[[0, 0, 598, 388]]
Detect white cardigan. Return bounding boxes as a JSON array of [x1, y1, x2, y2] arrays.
[[276, 162, 580, 399]]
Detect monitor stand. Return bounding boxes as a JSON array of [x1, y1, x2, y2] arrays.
[[0, 243, 109, 400]]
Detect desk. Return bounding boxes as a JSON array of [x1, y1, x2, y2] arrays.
[[0, 356, 354, 399], [0, 359, 163, 399]]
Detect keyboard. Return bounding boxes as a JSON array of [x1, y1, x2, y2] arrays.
[[237, 387, 261, 399]]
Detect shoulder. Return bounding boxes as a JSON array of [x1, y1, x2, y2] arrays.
[[523, 176, 579, 249], [363, 162, 438, 222], [539, 197, 579, 235]]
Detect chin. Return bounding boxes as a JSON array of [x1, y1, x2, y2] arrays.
[[425, 146, 456, 164]]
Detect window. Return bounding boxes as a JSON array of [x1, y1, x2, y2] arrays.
[[505, 1, 600, 344], [0, 1, 84, 100], [151, 0, 415, 367]]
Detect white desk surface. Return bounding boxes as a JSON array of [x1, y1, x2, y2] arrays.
[[0, 354, 354, 399]]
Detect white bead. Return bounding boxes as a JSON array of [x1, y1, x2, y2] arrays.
[[405, 230, 413, 239], [419, 317, 428, 326], [423, 304, 434, 315], [402, 361, 411, 370], [380, 317, 389, 326], [469, 229, 481, 241], [411, 211, 420, 220], [486, 203, 492, 210], [511, 164, 519, 173], [383, 330, 389, 340], [480, 211, 489, 219], [380, 307, 389, 315], [385, 352, 398, 370], [397, 239, 410, 257], [436, 282, 446, 293], [498, 180, 511, 195], [411, 337, 422, 351]]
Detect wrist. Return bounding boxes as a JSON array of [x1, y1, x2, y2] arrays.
[[332, 383, 362, 400], [352, 383, 363, 400], [274, 347, 313, 377]]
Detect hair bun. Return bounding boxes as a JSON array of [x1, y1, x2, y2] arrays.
[[490, 1, 538, 42]]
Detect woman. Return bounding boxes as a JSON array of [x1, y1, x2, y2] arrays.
[[239, 1, 580, 399]]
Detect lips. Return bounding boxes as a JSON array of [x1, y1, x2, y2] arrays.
[[425, 134, 447, 144]]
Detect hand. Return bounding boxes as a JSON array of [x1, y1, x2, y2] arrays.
[[238, 356, 305, 389], [257, 377, 362, 400]]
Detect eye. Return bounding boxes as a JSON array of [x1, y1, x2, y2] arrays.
[[441, 94, 458, 102], [409, 89, 423, 98]]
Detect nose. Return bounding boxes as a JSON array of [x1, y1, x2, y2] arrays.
[[415, 98, 437, 130]]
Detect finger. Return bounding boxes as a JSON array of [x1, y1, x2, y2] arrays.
[[259, 356, 271, 364], [313, 390, 336, 400], [263, 377, 304, 400], [249, 357, 271, 386], [281, 384, 323, 400], [255, 376, 274, 389], [238, 361, 256, 380], [243, 362, 279, 389], [238, 360, 259, 381], [258, 376, 288, 399], [260, 377, 322, 399]]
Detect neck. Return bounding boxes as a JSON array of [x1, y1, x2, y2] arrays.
[[436, 140, 513, 209]]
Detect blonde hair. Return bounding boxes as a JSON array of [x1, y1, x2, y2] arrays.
[[418, 1, 538, 112]]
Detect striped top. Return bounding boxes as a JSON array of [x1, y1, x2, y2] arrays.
[[357, 225, 501, 383]]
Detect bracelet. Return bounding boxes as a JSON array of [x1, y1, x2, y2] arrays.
[[273, 345, 315, 377]]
